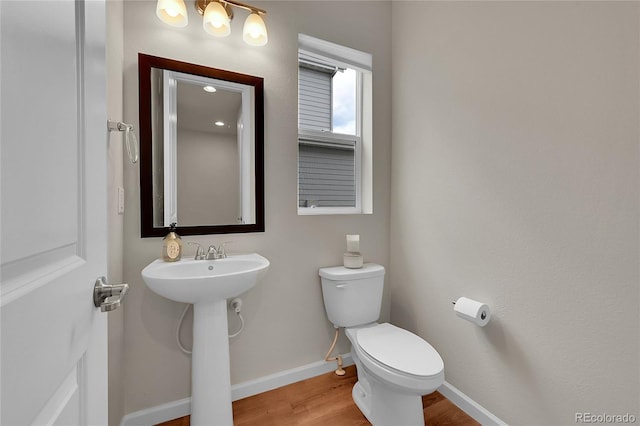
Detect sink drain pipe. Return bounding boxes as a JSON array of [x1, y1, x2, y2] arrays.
[[324, 327, 346, 376], [177, 298, 245, 355]]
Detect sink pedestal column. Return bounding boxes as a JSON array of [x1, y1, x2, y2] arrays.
[[191, 300, 232, 426]]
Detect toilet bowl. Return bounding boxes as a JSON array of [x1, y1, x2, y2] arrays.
[[349, 323, 444, 393], [319, 264, 445, 426]]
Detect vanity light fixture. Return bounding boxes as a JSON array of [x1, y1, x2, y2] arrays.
[[202, 0, 231, 37], [156, 0, 268, 46], [242, 11, 268, 46], [156, 0, 189, 27]]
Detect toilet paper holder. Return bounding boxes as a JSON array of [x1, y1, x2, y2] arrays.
[[451, 297, 491, 326], [451, 299, 487, 320]]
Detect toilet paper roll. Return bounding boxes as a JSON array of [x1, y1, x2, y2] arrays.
[[454, 297, 491, 327]]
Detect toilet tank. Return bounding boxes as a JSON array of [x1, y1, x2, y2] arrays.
[[319, 263, 385, 328]]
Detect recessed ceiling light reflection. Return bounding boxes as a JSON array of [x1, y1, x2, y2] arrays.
[[214, 121, 225, 126], [203, 86, 217, 93]]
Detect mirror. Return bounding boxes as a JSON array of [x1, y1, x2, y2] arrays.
[[139, 53, 264, 237]]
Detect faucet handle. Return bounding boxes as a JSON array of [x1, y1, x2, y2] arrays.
[[217, 241, 232, 259], [218, 241, 229, 259], [187, 242, 205, 260]]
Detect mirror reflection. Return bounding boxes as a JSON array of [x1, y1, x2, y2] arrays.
[[139, 54, 264, 237], [173, 80, 243, 226]]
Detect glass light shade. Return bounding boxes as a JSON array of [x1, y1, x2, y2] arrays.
[[203, 1, 231, 37], [243, 13, 268, 46], [156, 0, 188, 27]]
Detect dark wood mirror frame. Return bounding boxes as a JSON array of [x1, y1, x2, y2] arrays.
[[138, 53, 265, 237]]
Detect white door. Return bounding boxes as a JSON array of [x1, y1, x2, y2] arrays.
[[1, 0, 109, 424]]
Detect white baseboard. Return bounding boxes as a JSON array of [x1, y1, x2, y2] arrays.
[[119, 397, 192, 426], [120, 356, 507, 426], [120, 355, 354, 426], [230, 354, 354, 402], [439, 381, 508, 426]]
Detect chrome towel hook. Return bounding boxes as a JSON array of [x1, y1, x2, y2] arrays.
[[108, 120, 139, 164]]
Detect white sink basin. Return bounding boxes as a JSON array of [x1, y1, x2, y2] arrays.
[[142, 253, 269, 303], [141, 252, 270, 426]]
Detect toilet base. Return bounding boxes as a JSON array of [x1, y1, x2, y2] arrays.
[[351, 375, 425, 426], [344, 325, 443, 426]]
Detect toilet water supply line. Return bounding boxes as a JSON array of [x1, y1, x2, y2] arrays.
[[325, 327, 346, 376], [177, 298, 245, 355]]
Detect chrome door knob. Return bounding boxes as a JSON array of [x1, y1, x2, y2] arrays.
[[93, 276, 129, 312]]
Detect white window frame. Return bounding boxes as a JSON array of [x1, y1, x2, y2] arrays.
[[297, 34, 372, 215], [298, 129, 362, 215]]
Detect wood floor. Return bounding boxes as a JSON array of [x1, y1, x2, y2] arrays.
[[157, 366, 480, 426]]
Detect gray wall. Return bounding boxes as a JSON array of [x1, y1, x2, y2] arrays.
[[120, 0, 392, 415], [111, 1, 638, 422], [390, 2, 639, 424], [176, 129, 239, 226], [106, 1, 125, 425]]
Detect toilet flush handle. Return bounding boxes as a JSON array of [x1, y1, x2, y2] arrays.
[[335, 282, 348, 289]]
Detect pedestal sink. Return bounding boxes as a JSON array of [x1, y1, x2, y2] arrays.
[[142, 253, 269, 426]]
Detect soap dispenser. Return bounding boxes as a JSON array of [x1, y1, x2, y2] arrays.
[[162, 223, 182, 262]]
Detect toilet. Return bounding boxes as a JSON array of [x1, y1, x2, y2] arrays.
[[319, 263, 444, 426]]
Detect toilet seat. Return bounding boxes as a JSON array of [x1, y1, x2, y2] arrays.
[[356, 323, 444, 378], [346, 323, 444, 394]]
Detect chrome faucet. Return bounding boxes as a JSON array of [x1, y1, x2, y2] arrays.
[[205, 243, 228, 260], [188, 242, 229, 260]]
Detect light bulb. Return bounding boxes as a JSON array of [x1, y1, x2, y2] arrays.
[[156, 0, 188, 27], [203, 1, 231, 37], [243, 12, 268, 46]]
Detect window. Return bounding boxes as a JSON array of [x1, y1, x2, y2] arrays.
[[298, 34, 372, 214]]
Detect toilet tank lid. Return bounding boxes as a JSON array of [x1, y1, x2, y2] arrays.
[[319, 263, 385, 280]]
